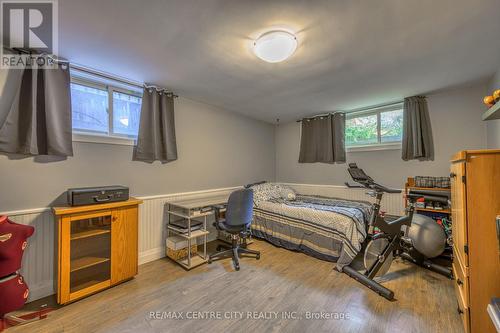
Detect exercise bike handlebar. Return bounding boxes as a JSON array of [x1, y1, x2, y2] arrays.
[[344, 181, 401, 194], [344, 182, 364, 189], [344, 163, 405, 194], [372, 182, 402, 194]]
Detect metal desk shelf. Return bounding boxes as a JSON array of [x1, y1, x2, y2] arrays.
[[166, 194, 229, 269]]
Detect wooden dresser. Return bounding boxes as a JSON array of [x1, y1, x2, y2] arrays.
[[450, 150, 500, 333], [53, 198, 142, 304]]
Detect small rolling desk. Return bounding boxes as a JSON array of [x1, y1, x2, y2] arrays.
[[166, 194, 229, 269]]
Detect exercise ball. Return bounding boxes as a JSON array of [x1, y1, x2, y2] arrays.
[[407, 214, 446, 258]]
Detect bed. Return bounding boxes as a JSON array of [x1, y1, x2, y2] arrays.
[[250, 183, 372, 269]]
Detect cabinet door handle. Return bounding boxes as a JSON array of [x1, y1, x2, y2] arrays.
[[457, 306, 464, 315], [456, 278, 463, 286], [449, 172, 456, 178]]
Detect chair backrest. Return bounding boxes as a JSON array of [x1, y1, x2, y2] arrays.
[[225, 188, 253, 227]]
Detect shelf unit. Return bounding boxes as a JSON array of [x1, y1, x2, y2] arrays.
[[70, 257, 110, 272], [405, 177, 453, 268], [53, 198, 142, 304], [177, 254, 207, 270], [70, 229, 111, 241], [167, 228, 210, 239], [406, 186, 450, 192], [166, 206, 209, 269], [405, 177, 451, 214], [166, 195, 229, 270], [415, 207, 451, 214], [482, 101, 500, 121]]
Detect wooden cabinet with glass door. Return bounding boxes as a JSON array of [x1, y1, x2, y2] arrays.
[[53, 198, 142, 304]]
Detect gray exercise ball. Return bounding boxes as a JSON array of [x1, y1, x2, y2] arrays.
[[407, 214, 446, 258]]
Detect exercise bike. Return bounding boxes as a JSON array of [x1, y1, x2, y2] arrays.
[[343, 163, 452, 300]]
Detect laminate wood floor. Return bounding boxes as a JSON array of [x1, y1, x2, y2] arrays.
[[9, 240, 463, 333]]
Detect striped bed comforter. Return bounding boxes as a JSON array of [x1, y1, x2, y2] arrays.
[[251, 195, 372, 269]]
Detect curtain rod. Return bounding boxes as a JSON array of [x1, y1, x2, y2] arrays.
[[4, 47, 69, 64], [296, 112, 340, 122], [3, 48, 179, 97], [70, 63, 142, 88], [296, 100, 403, 122], [70, 63, 178, 97]]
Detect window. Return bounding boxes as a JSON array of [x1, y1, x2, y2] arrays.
[[70, 77, 142, 141], [345, 106, 403, 149], [71, 83, 109, 134], [112, 91, 141, 137]]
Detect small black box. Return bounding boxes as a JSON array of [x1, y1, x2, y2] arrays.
[[67, 186, 129, 206]]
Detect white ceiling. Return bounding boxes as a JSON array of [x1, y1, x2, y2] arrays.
[[59, 0, 500, 123]]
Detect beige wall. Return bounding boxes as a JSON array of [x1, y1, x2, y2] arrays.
[[486, 67, 500, 148], [276, 81, 488, 188], [0, 97, 275, 211]]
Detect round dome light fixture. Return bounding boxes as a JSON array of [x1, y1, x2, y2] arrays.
[[253, 30, 297, 63]]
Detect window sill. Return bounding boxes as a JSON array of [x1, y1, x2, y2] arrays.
[[72, 132, 136, 146], [346, 142, 401, 152]]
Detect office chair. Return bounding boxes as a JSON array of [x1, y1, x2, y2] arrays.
[[208, 188, 260, 271]]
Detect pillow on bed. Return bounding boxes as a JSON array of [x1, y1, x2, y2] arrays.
[[252, 183, 297, 203], [252, 183, 282, 203], [276, 184, 297, 201]]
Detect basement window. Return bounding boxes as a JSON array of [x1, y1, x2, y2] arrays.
[[345, 104, 403, 152], [70, 71, 142, 146]]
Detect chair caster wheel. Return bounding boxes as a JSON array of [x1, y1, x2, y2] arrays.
[[256, 254, 260, 260], [235, 264, 240, 271]]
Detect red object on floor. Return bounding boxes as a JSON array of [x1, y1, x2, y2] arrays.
[[0, 307, 54, 332]]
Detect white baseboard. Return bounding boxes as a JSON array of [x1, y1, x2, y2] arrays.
[[139, 247, 165, 265], [26, 281, 55, 303]]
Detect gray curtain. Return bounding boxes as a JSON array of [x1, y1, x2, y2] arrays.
[[298, 113, 346, 163], [401, 96, 434, 161], [133, 87, 178, 163], [0, 62, 73, 156]]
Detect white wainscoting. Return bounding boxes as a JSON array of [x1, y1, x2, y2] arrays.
[[7, 209, 55, 303], [283, 183, 405, 216], [2, 183, 403, 302], [136, 187, 238, 265], [1, 186, 239, 302]]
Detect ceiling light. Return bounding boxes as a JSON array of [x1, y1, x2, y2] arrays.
[[253, 30, 297, 63]]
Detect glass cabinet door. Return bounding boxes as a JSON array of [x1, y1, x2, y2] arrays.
[[69, 214, 112, 293]]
